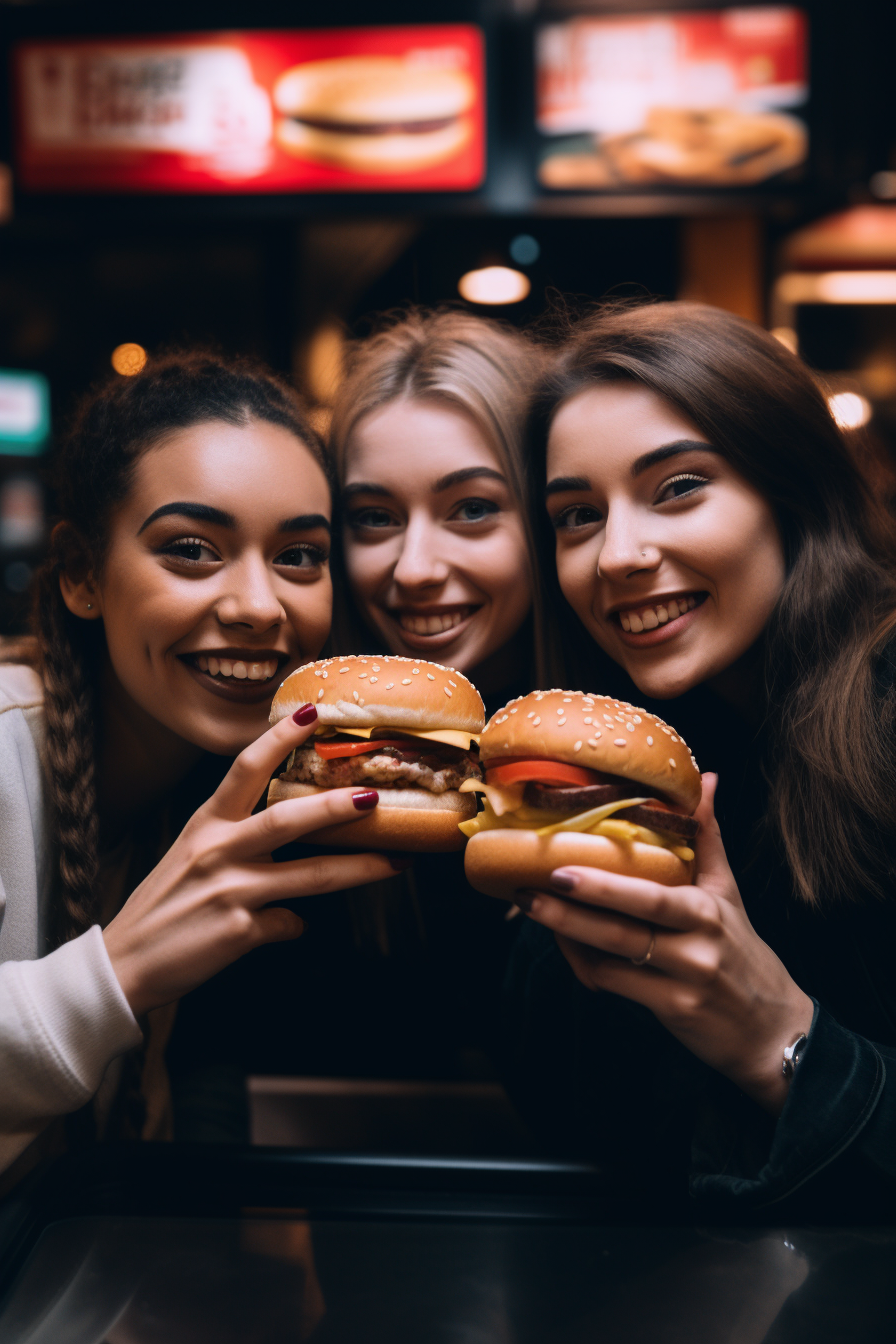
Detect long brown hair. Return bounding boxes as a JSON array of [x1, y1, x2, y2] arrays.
[[328, 308, 561, 686], [31, 350, 325, 946], [531, 301, 896, 905]]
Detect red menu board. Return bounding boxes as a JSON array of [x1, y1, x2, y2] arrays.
[[537, 7, 807, 190], [14, 26, 485, 194]]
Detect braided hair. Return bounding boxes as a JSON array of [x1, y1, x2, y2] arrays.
[[32, 350, 325, 946]]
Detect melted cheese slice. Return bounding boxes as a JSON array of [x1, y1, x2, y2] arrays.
[[314, 725, 479, 750]]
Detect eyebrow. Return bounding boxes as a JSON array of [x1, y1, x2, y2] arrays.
[[138, 502, 330, 535], [343, 467, 507, 502], [544, 441, 718, 497]]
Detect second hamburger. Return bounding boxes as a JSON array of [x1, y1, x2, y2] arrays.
[[268, 655, 484, 851], [461, 690, 701, 901]]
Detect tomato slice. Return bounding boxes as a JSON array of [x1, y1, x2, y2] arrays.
[[314, 738, 413, 760], [486, 759, 601, 788]]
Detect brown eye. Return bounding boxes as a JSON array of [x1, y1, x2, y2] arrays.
[[161, 537, 220, 564], [553, 504, 602, 530], [275, 544, 327, 569], [658, 473, 708, 503]]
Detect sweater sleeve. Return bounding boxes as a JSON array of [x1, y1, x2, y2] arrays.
[[690, 1000, 891, 1213], [0, 925, 142, 1170]]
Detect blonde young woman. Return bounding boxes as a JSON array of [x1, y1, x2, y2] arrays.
[[260, 310, 552, 1084]]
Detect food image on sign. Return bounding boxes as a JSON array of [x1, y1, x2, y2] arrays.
[[537, 7, 808, 190], [13, 27, 485, 194], [273, 57, 476, 173]]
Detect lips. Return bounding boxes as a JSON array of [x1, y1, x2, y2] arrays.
[[180, 650, 287, 704]]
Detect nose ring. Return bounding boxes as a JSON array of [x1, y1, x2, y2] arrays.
[[641, 551, 647, 558]]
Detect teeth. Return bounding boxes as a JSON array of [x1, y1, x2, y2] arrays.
[[196, 656, 278, 681], [398, 610, 467, 635], [618, 595, 699, 633]]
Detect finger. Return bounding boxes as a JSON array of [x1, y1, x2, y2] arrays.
[[545, 866, 717, 933], [694, 773, 743, 907], [554, 934, 676, 1016], [251, 906, 305, 946], [232, 786, 380, 856], [239, 851, 401, 904], [210, 703, 321, 821], [519, 890, 666, 962]]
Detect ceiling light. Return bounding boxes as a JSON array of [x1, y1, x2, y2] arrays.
[[458, 266, 530, 306], [111, 343, 147, 376]]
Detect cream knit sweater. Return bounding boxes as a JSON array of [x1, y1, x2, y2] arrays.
[[0, 664, 141, 1175]]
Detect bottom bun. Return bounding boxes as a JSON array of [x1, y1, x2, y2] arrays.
[[266, 780, 475, 852], [464, 828, 694, 901]]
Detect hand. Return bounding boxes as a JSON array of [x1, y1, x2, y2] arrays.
[[103, 704, 400, 1018], [519, 774, 814, 1114]]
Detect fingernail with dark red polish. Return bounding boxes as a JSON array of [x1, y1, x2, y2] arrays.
[[293, 703, 317, 726], [352, 789, 379, 811], [387, 852, 413, 871], [551, 869, 578, 894]]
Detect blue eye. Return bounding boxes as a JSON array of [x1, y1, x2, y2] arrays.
[[454, 498, 498, 522]]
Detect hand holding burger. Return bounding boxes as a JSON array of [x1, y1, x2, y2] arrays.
[[461, 689, 701, 901], [268, 655, 484, 851]]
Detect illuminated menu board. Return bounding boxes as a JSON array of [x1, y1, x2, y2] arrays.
[[14, 26, 485, 194], [537, 7, 808, 190]]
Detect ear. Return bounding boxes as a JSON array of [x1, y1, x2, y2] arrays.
[[54, 523, 102, 621]]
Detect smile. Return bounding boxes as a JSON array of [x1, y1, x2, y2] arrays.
[[615, 593, 704, 633], [192, 654, 279, 681], [390, 606, 479, 637]]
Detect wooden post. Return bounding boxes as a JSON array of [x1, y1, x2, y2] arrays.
[[678, 214, 765, 323]]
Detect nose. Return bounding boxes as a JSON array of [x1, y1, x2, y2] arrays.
[[215, 553, 287, 631], [391, 512, 450, 592], [597, 505, 659, 582]]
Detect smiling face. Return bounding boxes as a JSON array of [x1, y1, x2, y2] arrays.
[[83, 419, 332, 756], [546, 381, 786, 700], [341, 397, 532, 678]]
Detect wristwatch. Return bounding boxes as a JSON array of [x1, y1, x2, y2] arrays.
[[782, 1033, 808, 1080]]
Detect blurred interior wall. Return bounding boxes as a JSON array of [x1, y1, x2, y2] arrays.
[[678, 215, 764, 324]]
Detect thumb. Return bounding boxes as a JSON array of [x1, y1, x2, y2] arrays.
[[693, 773, 742, 907]]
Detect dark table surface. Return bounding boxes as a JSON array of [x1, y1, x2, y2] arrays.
[[0, 1145, 893, 1343]]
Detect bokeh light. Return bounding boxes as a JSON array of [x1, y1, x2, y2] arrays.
[[827, 391, 872, 430], [509, 234, 540, 265], [458, 266, 531, 305], [111, 343, 147, 376]]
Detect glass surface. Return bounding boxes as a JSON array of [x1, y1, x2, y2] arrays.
[[2, 1215, 896, 1343]]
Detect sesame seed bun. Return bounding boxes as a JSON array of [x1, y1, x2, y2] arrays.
[[265, 781, 475, 852], [465, 828, 694, 903], [273, 57, 475, 173], [270, 655, 484, 734], [480, 690, 701, 813]]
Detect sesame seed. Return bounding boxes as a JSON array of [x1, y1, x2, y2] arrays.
[[583, 717, 592, 725], [574, 740, 582, 752], [317, 688, 324, 699], [587, 738, 597, 748], [633, 715, 641, 723], [558, 718, 566, 726], [626, 723, 634, 732], [427, 673, 435, 681], [369, 677, 378, 684], [614, 738, 627, 747], [671, 735, 678, 743], [352, 691, 359, 702], [359, 698, 365, 706], [449, 680, 457, 688], [444, 688, 452, 697], [321, 671, 328, 678], [360, 659, 367, 665], [314, 669, 321, 677], [527, 712, 535, 719], [358, 672, 367, 679], [339, 667, 349, 674], [532, 716, 541, 726], [646, 735, 654, 746], [372, 665, 380, 672], [669, 758, 676, 768], [401, 678, 412, 685], [412, 668, 420, 675], [593, 730, 602, 738], [510, 708, 518, 714], [385, 683, 394, 689], [615, 715, 624, 723], [556, 707, 564, 715], [563, 698, 572, 703]]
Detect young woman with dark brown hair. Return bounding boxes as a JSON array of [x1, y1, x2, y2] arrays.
[[503, 301, 896, 1217], [0, 352, 400, 1182]]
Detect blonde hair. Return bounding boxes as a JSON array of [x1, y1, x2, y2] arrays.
[[329, 308, 558, 684]]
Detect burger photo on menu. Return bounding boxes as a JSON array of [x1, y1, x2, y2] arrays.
[[267, 656, 485, 851], [460, 690, 701, 901], [273, 56, 476, 173]]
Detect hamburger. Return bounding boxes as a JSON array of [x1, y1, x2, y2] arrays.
[[267, 655, 484, 851], [460, 690, 701, 901], [273, 56, 475, 173]]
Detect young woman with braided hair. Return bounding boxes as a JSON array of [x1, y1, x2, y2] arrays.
[[0, 351, 400, 1183]]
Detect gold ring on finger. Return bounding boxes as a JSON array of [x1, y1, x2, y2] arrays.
[[630, 925, 656, 967]]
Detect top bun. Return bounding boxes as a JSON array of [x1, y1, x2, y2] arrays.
[[271, 655, 485, 734], [273, 58, 475, 125], [480, 690, 701, 814]]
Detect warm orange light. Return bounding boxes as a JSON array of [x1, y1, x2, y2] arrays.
[[111, 343, 147, 376], [828, 391, 872, 430], [771, 326, 798, 353], [778, 271, 896, 305], [458, 266, 530, 305]]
